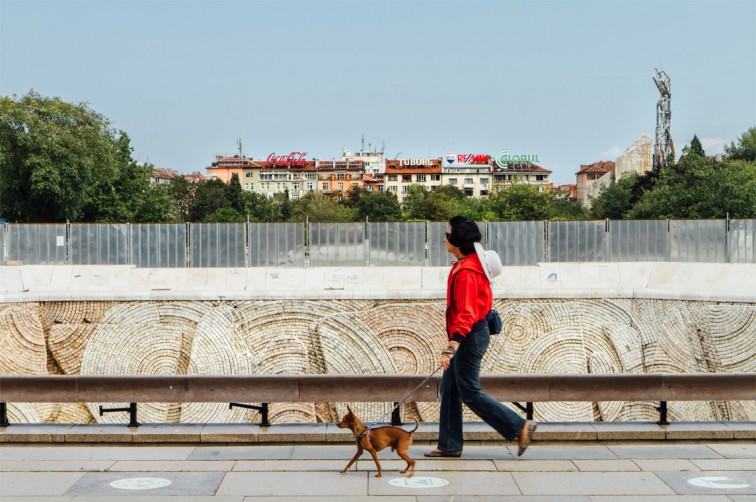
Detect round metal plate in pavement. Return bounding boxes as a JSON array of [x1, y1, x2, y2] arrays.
[[388, 476, 450, 488], [109, 477, 173, 490]]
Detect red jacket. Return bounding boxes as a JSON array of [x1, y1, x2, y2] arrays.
[[446, 252, 493, 340]]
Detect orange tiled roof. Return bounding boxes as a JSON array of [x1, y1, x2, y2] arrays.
[[494, 162, 552, 174], [576, 161, 615, 175]]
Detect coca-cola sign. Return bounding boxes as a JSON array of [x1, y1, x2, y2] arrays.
[[267, 152, 308, 167]]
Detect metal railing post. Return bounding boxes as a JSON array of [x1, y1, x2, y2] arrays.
[[0, 402, 8, 427]]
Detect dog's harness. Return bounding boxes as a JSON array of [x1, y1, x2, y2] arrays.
[[354, 365, 443, 444]]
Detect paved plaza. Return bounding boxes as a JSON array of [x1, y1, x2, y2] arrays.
[[1, 441, 755, 500]]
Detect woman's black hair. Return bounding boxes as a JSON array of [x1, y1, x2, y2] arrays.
[[447, 216, 481, 255]]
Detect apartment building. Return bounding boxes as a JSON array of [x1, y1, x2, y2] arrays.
[[491, 162, 552, 192], [382, 159, 442, 202], [441, 153, 492, 197]]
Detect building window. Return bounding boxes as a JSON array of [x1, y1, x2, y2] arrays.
[[480, 190, 488, 196], [260, 174, 272, 181], [245, 172, 252, 178], [536, 175, 545, 181], [351, 182, 358, 188], [378, 185, 384, 192], [367, 186, 373, 192], [305, 182, 314, 191], [480, 178, 488, 184], [293, 183, 301, 190], [448, 178, 457, 185], [416, 174, 426, 182], [337, 182, 344, 190], [388, 186, 397, 192], [402, 185, 409, 193], [431, 174, 440, 181], [387, 175, 397, 181], [322, 183, 329, 190], [402, 175, 411, 182], [337, 173, 346, 180], [464, 188, 474, 197], [245, 183, 250, 190], [464, 178, 474, 185]]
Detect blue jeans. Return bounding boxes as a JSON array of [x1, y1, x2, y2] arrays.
[[438, 326, 526, 452]]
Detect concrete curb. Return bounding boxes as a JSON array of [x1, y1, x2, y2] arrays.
[[1, 421, 753, 444]]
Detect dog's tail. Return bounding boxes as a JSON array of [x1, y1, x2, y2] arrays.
[[408, 418, 419, 435]]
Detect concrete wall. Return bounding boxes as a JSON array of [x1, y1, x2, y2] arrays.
[[1, 264, 754, 425]]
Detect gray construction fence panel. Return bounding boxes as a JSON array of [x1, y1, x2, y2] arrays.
[[7, 224, 67, 265], [70, 224, 128, 265], [608, 220, 668, 261], [309, 223, 365, 267], [130, 223, 187, 268], [728, 219, 755, 264], [190, 223, 246, 268], [548, 220, 607, 262], [487, 221, 545, 266], [669, 219, 727, 263], [248, 223, 305, 267], [0, 225, 5, 265], [368, 222, 426, 266]]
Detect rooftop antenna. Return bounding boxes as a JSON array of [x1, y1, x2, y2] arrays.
[[237, 138, 243, 158], [653, 68, 674, 169], [368, 142, 372, 153], [381, 141, 385, 154], [361, 134, 365, 154]]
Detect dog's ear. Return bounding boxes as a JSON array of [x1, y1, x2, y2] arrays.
[[346, 405, 353, 415]]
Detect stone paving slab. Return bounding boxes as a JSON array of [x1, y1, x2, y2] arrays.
[[0, 460, 114, 471], [257, 424, 328, 442], [593, 422, 666, 440], [532, 422, 598, 441], [240, 498, 415, 502], [0, 472, 86, 496], [216, 471, 368, 497], [726, 421, 756, 439], [589, 496, 732, 501], [26, 446, 195, 461], [234, 459, 351, 471], [492, 459, 578, 471], [367, 471, 520, 496], [690, 458, 756, 470], [69, 498, 244, 502], [512, 472, 675, 496], [64, 471, 226, 497], [0, 424, 73, 442], [506, 445, 616, 460], [666, 423, 734, 440], [634, 459, 701, 471], [108, 460, 236, 471], [655, 470, 756, 495], [131, 424, 206, 443], [65, 425, 136, 443], [200, 424, 260, 443], [416, 497, 592, 502], [0, 498, 73, 502], [573, 459, 640, 471], [608, 445, 722, 459], [0, 445, 47, 460], [188, 445, 294, 461], [705, 443, 756, 459]]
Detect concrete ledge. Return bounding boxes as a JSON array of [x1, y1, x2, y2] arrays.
[[1, 422, 753, 444]]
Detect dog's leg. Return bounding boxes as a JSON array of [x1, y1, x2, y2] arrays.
[[396, 445, 415, 477], [367, 449, 382, 478], [340, 448, 363, 474]]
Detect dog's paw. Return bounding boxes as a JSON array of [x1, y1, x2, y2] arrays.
[[399, 469, 407, 474], [375, 473, 382, 478], [339, 469, 347, 474]]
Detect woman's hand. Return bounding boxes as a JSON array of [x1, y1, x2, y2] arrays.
[[440, 351, 453, 369]]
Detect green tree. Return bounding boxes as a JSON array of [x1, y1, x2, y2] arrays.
[[686, 134, 706, 158], [243, 191, 278, 222], [188, 179, 230, 221], [226, 173, 245, 214], [451, 195, 495, 221], [724, 127, 756, 161], [166, 176, 193, 221], [342, 185, 366, 209], [589, 173, 638, 219], [273, 190, 293, 221], [291, 192, 354, 222], [202, 207, 245, 222], [0, 91, 130, 221], [356, 191, 402, 221], [550, 197, 588, 220], [489, 184, 553, 220]]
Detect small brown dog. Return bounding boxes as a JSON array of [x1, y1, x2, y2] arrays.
[[337, 405, 418, 478]]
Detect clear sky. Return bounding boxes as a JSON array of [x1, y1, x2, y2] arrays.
[[1, 0, 754, 184]]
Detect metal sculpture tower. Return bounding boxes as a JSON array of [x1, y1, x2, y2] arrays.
[[653, 68, 674, 169]]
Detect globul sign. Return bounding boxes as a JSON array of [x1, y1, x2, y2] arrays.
[[495, 149, 540, 168], [267, 152, 308, 167]]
